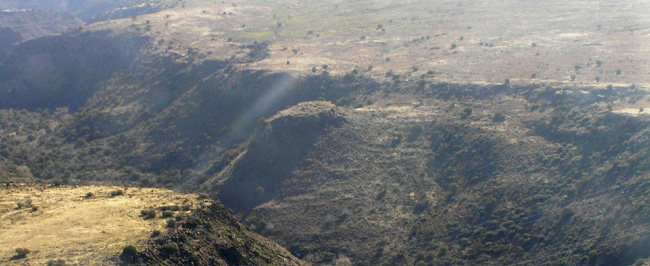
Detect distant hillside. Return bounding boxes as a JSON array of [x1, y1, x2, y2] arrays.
[[0, 27, 21, 53], [0, 0, 144, 21], [0, 9, 83, 40]]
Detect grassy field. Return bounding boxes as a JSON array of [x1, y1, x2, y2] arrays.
[[0, 184, 203, 265]]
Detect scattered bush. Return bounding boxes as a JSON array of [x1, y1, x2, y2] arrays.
[[121, 245, 137, 262], [159, 205, 181, 212], [167, 219, 177, 228], [460, 107, 473, 119], [162, 242, 179, 255], [492, 112, 506, 122], [110, 189, 124, 197], [141, 208, 157, 220], [408, 124, 424, 142], [376, 189, 387, 200], [13, 248, 30, 259], [448, 183, 459, 194], [46, 259, 67, 266]]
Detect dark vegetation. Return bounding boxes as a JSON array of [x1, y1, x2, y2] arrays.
[[136, 199, 304, 265]]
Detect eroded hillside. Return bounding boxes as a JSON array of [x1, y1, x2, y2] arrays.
[[1, 0, 650, 265]]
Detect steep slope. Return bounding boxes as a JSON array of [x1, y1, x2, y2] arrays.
[[0, 30, 148, 111], [137, 199, 306, 265]]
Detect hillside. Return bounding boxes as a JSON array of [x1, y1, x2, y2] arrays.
[[1, 0, 650, 265], [0, 0, 147, 22], [0, 183, 305, 265], [0, 9, 84, 40]]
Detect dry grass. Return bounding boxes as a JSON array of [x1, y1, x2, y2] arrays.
[[0, 184, 202, 265], [83, 0, 650, 88]]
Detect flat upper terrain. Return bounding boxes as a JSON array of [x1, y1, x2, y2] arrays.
[[81, 0, 650, 88]]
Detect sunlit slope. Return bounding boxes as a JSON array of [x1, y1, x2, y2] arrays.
[[0, 184, 197, 264], [0, 184, 306, 265]]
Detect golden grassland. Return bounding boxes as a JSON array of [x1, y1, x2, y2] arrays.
[[0, 184, 203, 265]]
